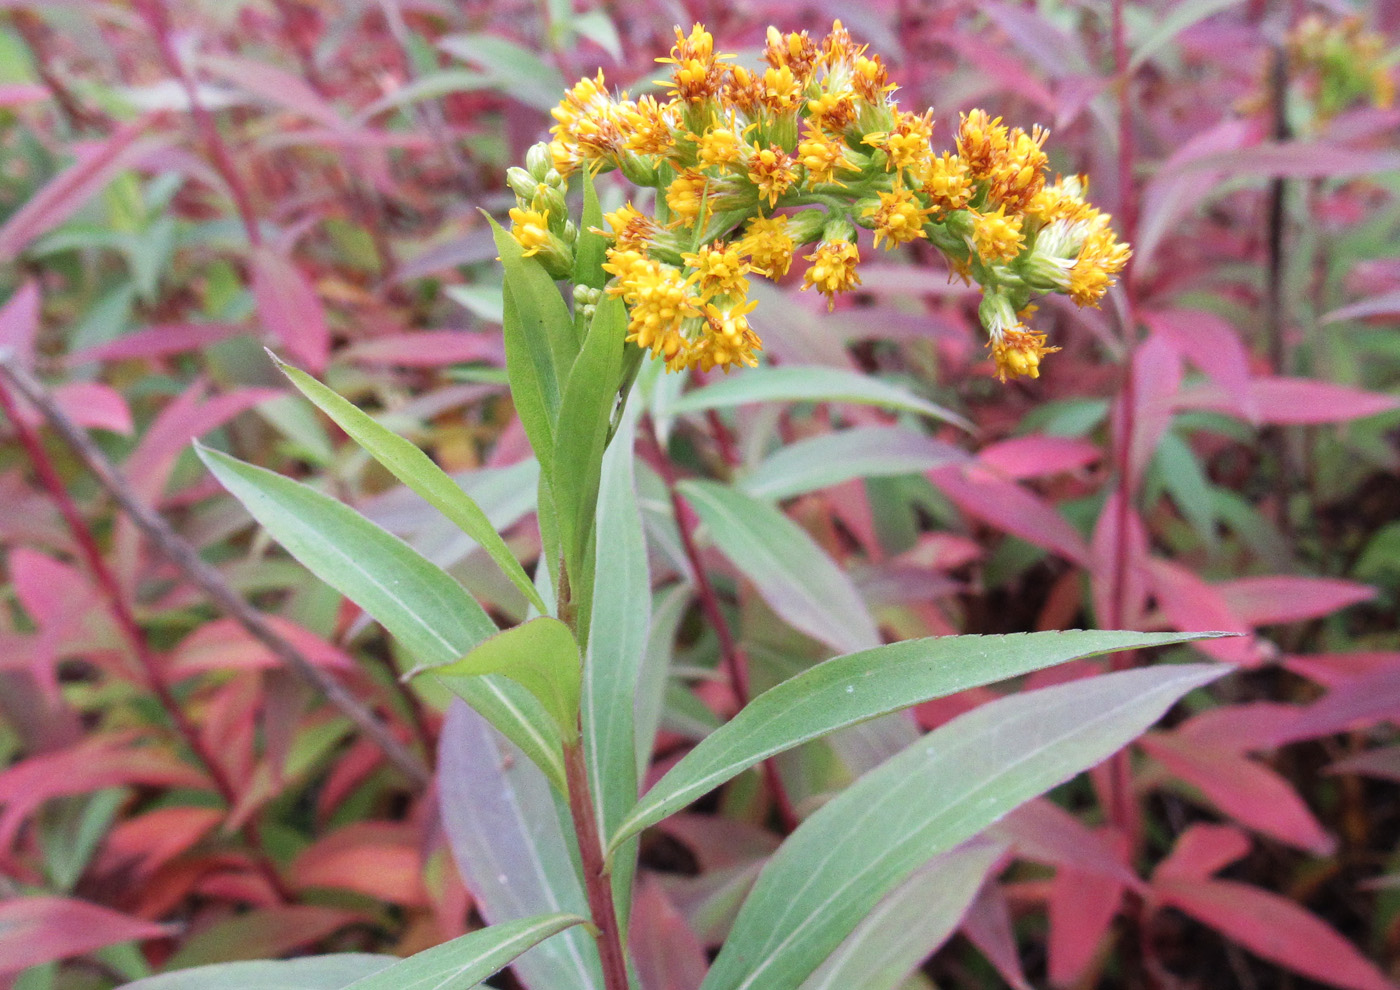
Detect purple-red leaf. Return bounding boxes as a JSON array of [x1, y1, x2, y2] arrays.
[[1176, 377, 1399, 425], [250, 245, 330, 373], [0, 897, 173, 973], [1153, 824, 1252, 883]]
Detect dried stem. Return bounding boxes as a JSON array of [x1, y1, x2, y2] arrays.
[[0, 356, 432, 788]]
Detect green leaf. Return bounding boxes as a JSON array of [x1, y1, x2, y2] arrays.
[[700, 663, 1228, 990], [668, 366, 973, 432], [581, 401, 650, 924], [609, 630, 1227, 854], [196, 444, 565, 790], [272, 354, 548, 614], [553, 295, 625, 583], [573, 168, 609, 292], [421, 618, 581, 741], [437, 33, 566, 111], [343, 913, 588, 990], [492, 218, 572, 476], [739, 427, 965, 501], [116, 954, 395, 989], [796, 841, 1003, 990], [1129, 0, 1245, 71], [677, 480, 880, 655]]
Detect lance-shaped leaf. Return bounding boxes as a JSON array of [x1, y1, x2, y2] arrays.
[[196, 444, 565, 789], [272, 354, 547, 614], [668, 365, 972, 432], [699, 663, 1228, 990], [116, 954, 395, 989], [678, 480, 880, 656], [343, 913, 588, 990], [609, 630, 1226, 855], [419, 618, 581, 741]]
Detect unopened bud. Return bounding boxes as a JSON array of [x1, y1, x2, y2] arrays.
[[525, 142, 553, 180], [507, 167, 538, 201]]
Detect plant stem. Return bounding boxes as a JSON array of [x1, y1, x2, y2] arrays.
[[555, 560, 630, 990], [563, 740, 632, 990]]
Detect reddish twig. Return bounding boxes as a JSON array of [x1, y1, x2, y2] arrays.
[[563, 740, 631, 990]]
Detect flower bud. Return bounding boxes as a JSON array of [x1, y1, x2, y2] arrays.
[[525, 142, 553, 180], [507, 167, 538, 201]]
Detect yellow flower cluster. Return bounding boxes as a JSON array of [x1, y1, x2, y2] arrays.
[[1287, 15, 1396, 119], [507, 21, 1130, 381]]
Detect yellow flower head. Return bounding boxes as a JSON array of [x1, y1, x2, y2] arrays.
[[758, 64, 805, 115], [763, 26, 821, 84], [797, 124, 857, 186], [683, 240, 751, 300], [747, 145, 798, 207], [864, 109, 934, 175], [666, 170, 710, 225], [1067, 216, 1131, 306], [971, 205, 1025, 264], [508, 207, 553, 257], [919, 152, 974, 212], [821, 20, 863, 69], [801, 239, 862, 308], [601, 203, 660, 250], [956, 108, 1009, 179], [696, 115, 746, 169], [987, 125, 1049, 213], [609, 253, 702, 357], [620, 95, 678, 156], [738, 214, 795, 278], [550, 70, 626, 175], [695, 298, 763, 372], [659, 23, 732, 104], [990, 325, 1059, 382], [806, 85, 858, 132], [866, 187, 933, 250]]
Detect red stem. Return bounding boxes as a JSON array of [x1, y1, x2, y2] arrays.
[[563, 741, 631, 990], [0, 383, 292, 902], [642, 417, 801, 834]]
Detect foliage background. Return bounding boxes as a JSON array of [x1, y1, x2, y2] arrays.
[[1, 1, 1398, 988]]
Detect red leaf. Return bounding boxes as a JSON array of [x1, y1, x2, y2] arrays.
[[342, 331, 505, 367], [1176, 377, 1399, 425], [52, 382, 133, 434], [0, 897, 172, 972], [961, 882, 1034, 990], [1174, 701, 1302, 752], [166, 616, 355, 681], [993, 800, 1139, 887], [1284, 652, 1399, 688], [1089, 491, 1151, 629], [100, 806, 225, 879], [0, 117, 167, 259], [929, 463, 1089, 564], [976, 435, 1100, 480], [1153, 824, 1252, 883], [1139, 732, 1335, 854], [199, 54, 347, 131], [164, 906, 360, 968], [66, 323, 244, 365], [1145, 558, 1262, 665], [1048, 863, 1124, 987], [251, 245, 330, 373], [1323, 288, 1400, 324], [1123, 335, 1184, 494], [0, 281, 41, 366], [1329, 745, 1400, 783], [1217, 576, 1374, 626], [290, 823, 426, 907], [1143, 309, 1256, 418], [1154, 878, 1395, 990], [0, 734, 209, 849], [0, 83, 48, 108], [1280, 664, 1400, 742], [630, 873, 708, 990]]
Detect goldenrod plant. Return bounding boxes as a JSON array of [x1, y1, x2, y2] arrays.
[[141, 21, 1221, 990]]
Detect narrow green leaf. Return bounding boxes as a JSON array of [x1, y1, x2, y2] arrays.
[[491, 218, 571, 476], [573, 167, 608, 292], [797, 841, 1004, 990], [421, 618, 581, 741], [1129, 0, 1245, 71], [700, 663, 1228, 990], [553, 294, 625, 581], [739, 427, 966, 501], [196, 444, 565, 789], [273, 355, 548, 614], [668, 365, 973, 432], [581, 401, 650, 924], [678, 480, 879, 655], [609, 630, 1228, 854], [116, 955, 395, 989], [344, 913, 587, 990]]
